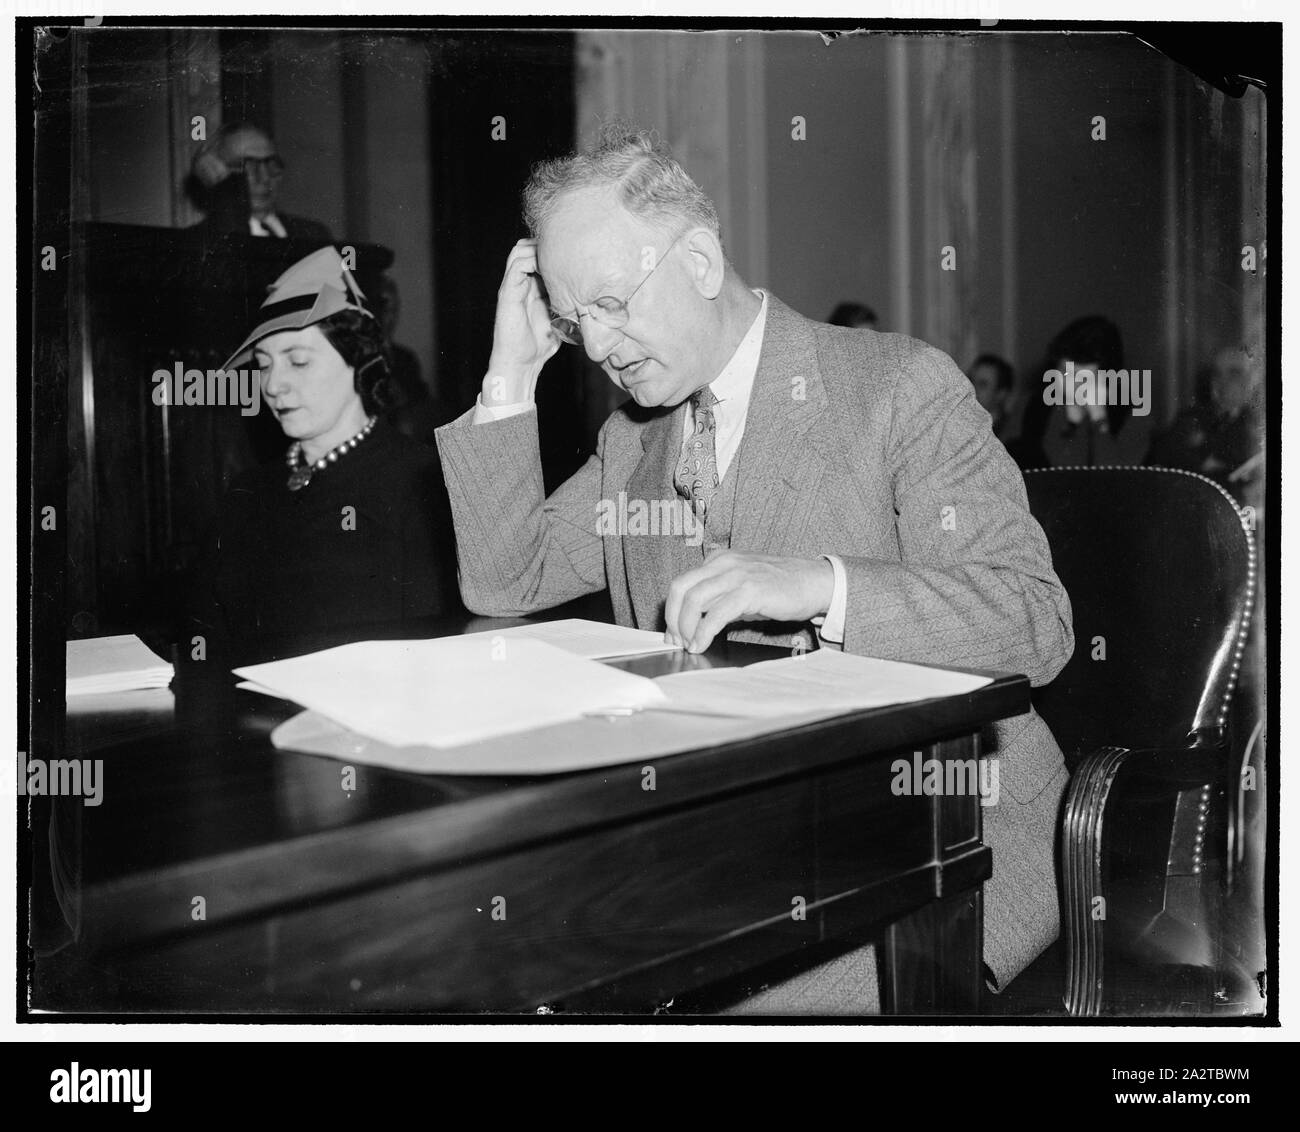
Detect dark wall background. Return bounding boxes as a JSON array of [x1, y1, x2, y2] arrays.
[[1009, 35, 1209, 423], [428, 31, 586, 492]]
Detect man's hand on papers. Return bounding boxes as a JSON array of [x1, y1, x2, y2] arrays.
[[664, 551, 835, 653], [482, 238, 561, 407]]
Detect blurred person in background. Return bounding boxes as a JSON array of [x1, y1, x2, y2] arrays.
[[1146, 344, 1262, 505], [1009, 315, 1151, 469], [188, 122, 333, 243], [966, 352, 1016, 442]]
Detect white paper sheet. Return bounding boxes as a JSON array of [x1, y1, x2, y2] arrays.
[[467, 618, 682, 660], [234, 636, 667, 749], [653, 648, 993, 718], [66, 634, 173, 696], [270, 701, 837, 775]]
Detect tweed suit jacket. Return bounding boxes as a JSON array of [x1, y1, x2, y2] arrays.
[[436, 294, 1075, 988]]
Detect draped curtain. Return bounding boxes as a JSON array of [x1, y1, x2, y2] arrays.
[[918, 37, 980, 371], [574, 30, 769, 426]]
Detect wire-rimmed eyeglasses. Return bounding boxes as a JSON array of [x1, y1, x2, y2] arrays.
[[548, 231, 686, 346]]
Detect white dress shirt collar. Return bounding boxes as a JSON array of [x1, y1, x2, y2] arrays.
[[249, 213, 288, 238], [682, 289, 769, 483], [703, 289, 768, 408]]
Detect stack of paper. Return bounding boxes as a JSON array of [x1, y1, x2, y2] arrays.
[[468, 618, 681, 661], [263, 645, 997, 775], [235, 636, 667, 749], [66, 635, 173, 697], [653, 648, 993, 718]]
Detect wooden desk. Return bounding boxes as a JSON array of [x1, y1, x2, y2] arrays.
[[36, 615, 1029, 1016]]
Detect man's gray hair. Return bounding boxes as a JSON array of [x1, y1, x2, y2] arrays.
[[523, 123, 721, 242]]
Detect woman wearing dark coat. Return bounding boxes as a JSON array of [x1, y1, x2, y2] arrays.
[[188, 246, 455, 667]]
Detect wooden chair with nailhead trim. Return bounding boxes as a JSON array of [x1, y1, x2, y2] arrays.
[[1023, 466, 1260, 1017]]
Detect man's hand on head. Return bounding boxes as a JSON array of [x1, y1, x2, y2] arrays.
[[482, 238, 562, 407], [663, 551, 835, 653]]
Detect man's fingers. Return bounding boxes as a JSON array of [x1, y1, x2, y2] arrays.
[[673, 572, 738, 653], [664, 553, 829, 650], [500, 243, 541, 289], [524, 280, 552, 319], [500, 261, 538, 295], [664, 569, 697, 644], [664, 555, 733, 644], [690, 591, 748, 653]]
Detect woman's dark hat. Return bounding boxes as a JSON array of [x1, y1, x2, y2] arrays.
[[223, 246, 372, 370]]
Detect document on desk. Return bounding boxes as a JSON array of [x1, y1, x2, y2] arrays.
[[235, 636, 667, 749], [467, 618, 682, 661], [265, 645, 997, 776], [66, 634, 174, 697], [653, 648, 993, 718]]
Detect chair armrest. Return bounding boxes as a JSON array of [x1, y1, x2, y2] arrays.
[[1061, 739, 1231, 1015], [1100, 741, 1226, 789]]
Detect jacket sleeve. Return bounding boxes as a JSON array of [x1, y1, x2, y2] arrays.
[[434, 406, 608, 616], [840, 343, 1074, 686]]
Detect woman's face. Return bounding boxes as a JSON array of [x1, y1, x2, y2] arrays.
[[254, 325, 367, 456]]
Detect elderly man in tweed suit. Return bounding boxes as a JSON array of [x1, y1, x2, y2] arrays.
[[435, 125, 1074, 1012]]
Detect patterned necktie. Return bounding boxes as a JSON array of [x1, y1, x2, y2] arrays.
[[675, 386, 720, 520]]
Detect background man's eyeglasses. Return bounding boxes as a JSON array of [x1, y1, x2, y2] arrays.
[[549, 231, 685, 346], [234, 156, 286, 179]]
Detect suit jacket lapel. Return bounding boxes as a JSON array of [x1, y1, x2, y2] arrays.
[[729, 296, 831, 554]]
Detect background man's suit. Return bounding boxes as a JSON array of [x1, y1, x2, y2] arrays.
[[189, 210, 334, 243], [436, 295, 1075, 994]]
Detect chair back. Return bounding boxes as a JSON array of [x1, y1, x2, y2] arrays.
[[1023, 467, 1256, 762]]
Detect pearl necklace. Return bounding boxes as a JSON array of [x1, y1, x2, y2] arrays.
[[285, 416, 377, 491]]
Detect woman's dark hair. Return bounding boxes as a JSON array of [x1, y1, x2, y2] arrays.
[[828, 301, 878, 328], [316, 309, 401, 416], [1047, 315, 1124, 374]]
